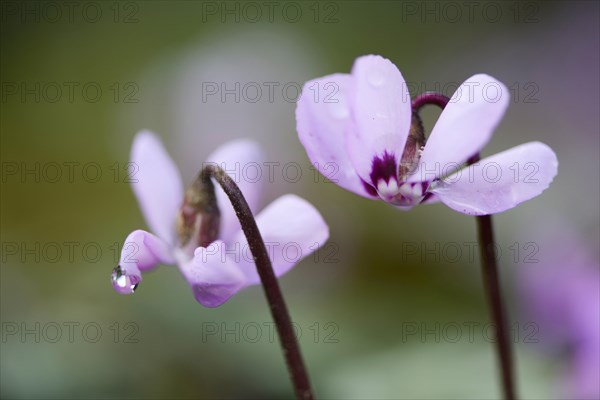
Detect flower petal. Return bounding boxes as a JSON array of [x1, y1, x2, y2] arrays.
[[130, 130, 184, 245], [297, 73, 374, 198], [410, 74, 509, 182], [112, 230, 175, 295], [120, 229, 175, 269], [179, 241, 247, 308], [347, 55, 412, 186], [205, 139, 264, 242], [232, 194, 329, 285], [430, 142, 558, 215]]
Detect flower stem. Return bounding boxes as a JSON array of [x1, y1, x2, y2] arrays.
[[476, 213, 516, 400], [411, 91, 451, 111], [412, 93, 517, 400], [201, 165, 314, 400]]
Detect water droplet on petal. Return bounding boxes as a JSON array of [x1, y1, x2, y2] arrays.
[[328, 99, 349, 119], [111, 265, 139, 295], [367, 69, 385, 87]]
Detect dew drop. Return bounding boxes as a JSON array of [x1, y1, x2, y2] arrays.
[[111, 265, 139, 295], [328, 100, 349, 119], [367, 69, 385, 87]]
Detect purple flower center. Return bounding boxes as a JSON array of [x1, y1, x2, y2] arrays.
[[362, 113, 430, 206], [364, 150, 431, 206], [369, 151, 398, 187]]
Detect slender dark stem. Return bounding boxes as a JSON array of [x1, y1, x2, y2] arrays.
[[201, 165, 314, 400], [412, 93, 516, 400], [476, 214, 516, 400], [411, 91, 451, 112]]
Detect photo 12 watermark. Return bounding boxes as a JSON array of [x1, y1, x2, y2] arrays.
[[200, 1, 340, 24], [1, 81, 139, 104], [405, 80, 540, 104], [201, 81, 304, 104], [0, 1, 140, 24], [411, 159, 545, 185], [400, 241, 539, 264], [201, 321, 340, 344], [400, 321, 539, 343], [1, 321, 139, 343], [1, 161, 138, 184], [398, 1, 541, 24]]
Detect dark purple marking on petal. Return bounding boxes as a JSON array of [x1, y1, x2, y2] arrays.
[[420, 193, 433, 204], [419, 181, 434, 204], [369, 151, 398, 186], [361, 178, 378, 197]]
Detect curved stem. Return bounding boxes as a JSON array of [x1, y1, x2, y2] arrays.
[[201, 165, 314, 400], [412, 93, 516, 400], [411, 91, 451, 111]]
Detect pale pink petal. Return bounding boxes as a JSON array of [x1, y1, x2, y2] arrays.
[[178, 241, 247, 308], [231, 194, 329, 285], [130, 130, 184, 245], [347, 55, 412, 188], [120, 229, 175, 269], [410, 74, 509, 182], [205, 139, 264, 242], [112, 229, 175, 295], [430, 142, 558, 215], [297, 74, 374, 198]]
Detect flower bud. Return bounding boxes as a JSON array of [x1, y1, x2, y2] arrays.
[[176, 174, 220, 249], [399, 112, 426, 180]]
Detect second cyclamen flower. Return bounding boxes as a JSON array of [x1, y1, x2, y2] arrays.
[[112, 131, 329, 307], [297, 55, 558, 215]]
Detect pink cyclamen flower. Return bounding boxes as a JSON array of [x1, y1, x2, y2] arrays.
[[112, 131, 329, 307], [296, 55, 558, 215]]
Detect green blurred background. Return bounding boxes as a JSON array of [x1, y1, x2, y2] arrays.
[[1, 1, 598, 398]]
